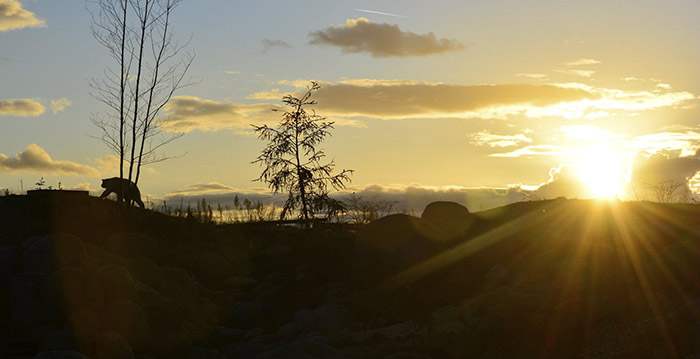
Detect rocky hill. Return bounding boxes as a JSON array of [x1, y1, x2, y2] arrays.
[[1, 192, 700, 358]]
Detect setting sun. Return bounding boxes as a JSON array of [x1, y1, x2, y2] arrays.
[[575, 145, 630, 198]]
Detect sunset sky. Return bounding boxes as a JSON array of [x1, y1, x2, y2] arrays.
[[2, 0, 700, 211]]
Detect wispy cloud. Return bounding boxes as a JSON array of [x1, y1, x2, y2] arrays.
[[50, 98, 72, 114], [470, 131, 533, 148], [309, 18, 464, 57], [564, 58, 601, 66], [0, 0, 45, 31], [354, 8, 413, 19], [515, 73, 549, 80], [168, 182, 239, 195], [0, 144, 100, 176], [554, 69, 596, 78], [490, 145, 569, 158], [162, 96, 281, 133], [261, 38, 292, 53], [0, 98, 45, 117]]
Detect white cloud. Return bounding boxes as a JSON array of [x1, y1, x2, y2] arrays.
[[0, 0, 45, 32], [470, 131, 532, 148], [0, 144, 100, 176], [50, 98, 72, 114], [490, 145, 569, 158], [564, 58, 601, 66], [0, 98, 45, 117], [554, 69, 596, 78], [309, 18, 465, 57]]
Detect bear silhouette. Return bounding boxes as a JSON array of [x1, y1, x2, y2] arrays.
[[99, 177, 145, 208]]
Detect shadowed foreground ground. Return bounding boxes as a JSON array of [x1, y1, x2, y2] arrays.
[[1, 191, 700, 358]]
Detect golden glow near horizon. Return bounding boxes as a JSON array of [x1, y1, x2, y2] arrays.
[[1, 1, 699, 208]]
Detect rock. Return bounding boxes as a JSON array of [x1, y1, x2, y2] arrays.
[[421, 201, 473, 239], [151, 326, 193, 356], [308, 305, 353, 334], [183, 347, 225, 359], [224, 276, 258, 292], [43, 328, 79, 351], [34, 350, 89, 359], [196, 253, 232, 283], [10, 272, 49, 334], [94, 265, 138, 304], [23, 234, 88, 273], [23, 238, 53, 270], [354, 214, 444, 277], [256, 340, 339, 359], [103, 233, 159, 261], [383, 353, 433, 359], [93, 331, 134, 359], [126, 256, 165, 290], [277, 322, 298, 339], [222, 341, 264, 359], [421, 201, 470, 224], [340, 346, 380, 359], [226, 301, 265, 330], [66, 307, 100, 347], [0, 245, 21, 278], [46, 268, 100, 317], [99, 300, 152, 352], [161, 266, 200, 303], [210, 328, 247, 348], [290, 305, 353, 335], [244, 327, 266, 340]]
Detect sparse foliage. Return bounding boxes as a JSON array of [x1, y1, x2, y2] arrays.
[[35, 177, 45, 190], [253, 82, 353, 227], [344, 192, 397, 224], [89, 0, 194, 199]]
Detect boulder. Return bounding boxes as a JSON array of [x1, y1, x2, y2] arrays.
[[421, 201, 473, 239], [103, 233, 159, 261], [256, 339, 339, 359], [292, 304, 353, 334], [99, 300, 152, 352], [46, 268, 100, 317], [93, 331, 135, 359], [34, 351, 89, 359], [42, 327, 79, 351], [161, 266, 200, 303], [226, 301, 265, 330], [221, 341, 264, 359], [23, 234, 87, 273], [384, 353, 433, 359], [340, 346, 380, 359], [66, 307, 100, 347], [94, 265, 138, 304], [421, 201, 470, 223], [195, 253, 232, 284]]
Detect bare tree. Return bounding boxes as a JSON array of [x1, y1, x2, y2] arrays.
[[89, 0, 194, 199], [645, 180, 686, 203], [252, 81, 353, 227]]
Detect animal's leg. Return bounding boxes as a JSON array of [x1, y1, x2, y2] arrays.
[[99, 189, 112, 199]]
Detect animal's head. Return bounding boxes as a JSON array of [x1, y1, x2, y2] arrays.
[[101, 179, 107, 188]]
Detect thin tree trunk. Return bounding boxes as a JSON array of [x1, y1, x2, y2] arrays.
[[119, 0, 128, 204], [135, 0, 170, 186], [293, 102, 309, 226], [128, 0, 151, 185]]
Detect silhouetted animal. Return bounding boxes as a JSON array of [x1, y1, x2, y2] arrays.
[[99, 177, 145, 208]]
